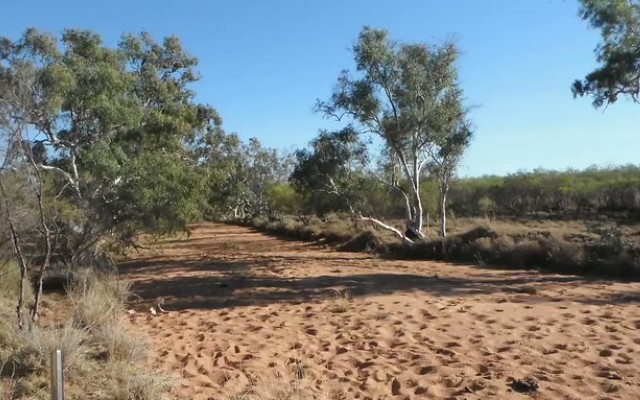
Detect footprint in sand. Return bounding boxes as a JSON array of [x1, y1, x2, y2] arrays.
[[469, 337, 482, 345], [527, 325, 541, 332], [615, 353, 632, 364], [414, 365, 437, 375]]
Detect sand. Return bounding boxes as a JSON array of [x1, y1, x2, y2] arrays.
[[120, 223, 640, 399]]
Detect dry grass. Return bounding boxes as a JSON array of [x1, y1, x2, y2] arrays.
[[91, 322, 148, 363], [226, 377, 312, 400], [326, 289, 350, 314], [68, 269, 131, 330], [0, 375, 16, 400], [0, 269, 172, 400], [20, 324, 89, 374], [225, 355, 341, 400], [247, 214, 640, 279], [96, 361, 174, 400]]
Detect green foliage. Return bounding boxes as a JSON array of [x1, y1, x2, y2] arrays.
[[194, 129, 291, 220], [290, 127, 368, 216], [574, 0, 640, 106], [448, 165, 640, 217], [314, 26, 472, 237], [0, 28, 222, 266], [267, 183, 301, 216], [477, 196, 497, 217]]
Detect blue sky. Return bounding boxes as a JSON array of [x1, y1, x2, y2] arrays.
[[3, 0, 637, 177]]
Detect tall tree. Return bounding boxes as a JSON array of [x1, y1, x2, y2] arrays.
[[0, 28, 221, 279], [573, 0, 640, 106], [317, 26, 472, 241]]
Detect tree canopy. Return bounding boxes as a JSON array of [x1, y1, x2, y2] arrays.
[[573, 0, 640, 106]]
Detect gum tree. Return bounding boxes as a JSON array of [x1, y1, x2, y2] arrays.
[[573, 0, 640, 106], [317, 26, 472, 242]]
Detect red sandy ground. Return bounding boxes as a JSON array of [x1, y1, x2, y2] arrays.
[[120, 223, 640, 400]]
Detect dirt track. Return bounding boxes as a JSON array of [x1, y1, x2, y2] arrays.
[[121, 223, 640, 400]]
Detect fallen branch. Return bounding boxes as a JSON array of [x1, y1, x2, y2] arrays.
[[358, 216, 413, 244]]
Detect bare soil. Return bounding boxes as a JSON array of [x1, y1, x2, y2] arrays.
[[120, 223, 640, 400]]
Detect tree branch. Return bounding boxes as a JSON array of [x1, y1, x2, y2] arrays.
[[39, 165, 81, 197], [358, 216, 413, 244]]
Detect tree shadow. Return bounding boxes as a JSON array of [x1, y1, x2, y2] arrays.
[[126, 253, 600, 311], [121, 223, 640, 311]]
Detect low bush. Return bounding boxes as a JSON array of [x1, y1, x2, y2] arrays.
[[244, 215, 640, 280]]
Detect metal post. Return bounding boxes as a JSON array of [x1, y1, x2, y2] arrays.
[[50, 349, 64, 400]]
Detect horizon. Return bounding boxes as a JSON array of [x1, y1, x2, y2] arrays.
[[3, 0, 638, 178]]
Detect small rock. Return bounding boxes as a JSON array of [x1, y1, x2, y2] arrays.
[[509, 376, 539, 394], [600, 349, 613, 357]]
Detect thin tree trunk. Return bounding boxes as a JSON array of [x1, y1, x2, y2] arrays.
[[396, 150, 424, 238], [30, 155, 52, 323], [414, 190, 424, 236], [0, 177, 28, 330], [387, 184, 413, 225], [426, 213, 430, 233], [412, 152, 424, 237], [440, 184, 448, 256]]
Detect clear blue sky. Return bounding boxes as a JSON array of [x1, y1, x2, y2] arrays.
[[3, 0, 637, 177]]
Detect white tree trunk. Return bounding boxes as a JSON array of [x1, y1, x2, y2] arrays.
[[440, 185, 448, 256]]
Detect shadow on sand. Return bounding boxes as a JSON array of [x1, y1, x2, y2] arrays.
[[120, 253, 633, 311]]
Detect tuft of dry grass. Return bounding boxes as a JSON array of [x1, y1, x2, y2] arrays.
[[0, 354, 17, 400], [326, 289, 350, 314], [225, 356, 341, 400], [91, 323, 148, 363], [67, 269, 131, 331], [23, 324, 89, 374], [0, 380, 15, 400], [97, 361, 174, 400]]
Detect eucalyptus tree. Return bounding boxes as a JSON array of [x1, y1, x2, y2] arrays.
[[0, 28, 221, 272], [290, 127, 370, 219], [317, 26, 472, 242], [573, 0, 640, 106]]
